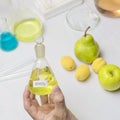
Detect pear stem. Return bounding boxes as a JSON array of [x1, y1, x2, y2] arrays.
[[84, 26, 90, 37]]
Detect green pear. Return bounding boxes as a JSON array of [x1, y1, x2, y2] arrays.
[[74, 27, 100, 64]]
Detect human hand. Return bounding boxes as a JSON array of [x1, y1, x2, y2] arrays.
[[23, 86, 78, 120]]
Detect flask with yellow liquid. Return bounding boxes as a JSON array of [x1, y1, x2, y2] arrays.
[[29, 38, 58, 95]]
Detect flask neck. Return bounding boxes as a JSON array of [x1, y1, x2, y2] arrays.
[[35, 42, 45, 58], [0, 18, 9, 33]]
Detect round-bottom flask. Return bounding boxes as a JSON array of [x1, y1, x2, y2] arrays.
[[0, 17, 18, 52]]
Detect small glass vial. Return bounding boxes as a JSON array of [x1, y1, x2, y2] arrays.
[[29, 40, 58, 95]]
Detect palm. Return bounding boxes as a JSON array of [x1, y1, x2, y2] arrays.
[[30, 98, 55, 120], [23, 86, 66, 120]]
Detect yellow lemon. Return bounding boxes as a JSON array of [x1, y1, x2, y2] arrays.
[[92, 57, 107, 74], [75, 64, 90, 81], [61, 56, 76, 71]]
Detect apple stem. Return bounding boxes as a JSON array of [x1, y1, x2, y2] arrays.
[[84, 26, 90, 37], [110, 71, 114, 76]]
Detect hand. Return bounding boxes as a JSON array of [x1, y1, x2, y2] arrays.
[[23, 86, 78, 120]]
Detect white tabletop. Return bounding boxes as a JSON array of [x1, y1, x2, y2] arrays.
[[0, 0, 120, 120]]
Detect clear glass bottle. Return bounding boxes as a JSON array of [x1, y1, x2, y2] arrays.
[[29, 40, 58, 95], [94, 0, 120, 18]]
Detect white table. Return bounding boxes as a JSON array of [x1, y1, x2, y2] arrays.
[[0, 0, 120, 120]]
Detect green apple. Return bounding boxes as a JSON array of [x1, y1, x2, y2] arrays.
[[98, 64, 120, 91], [74, 26, 100, 64]]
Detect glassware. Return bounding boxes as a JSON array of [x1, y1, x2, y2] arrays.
[[8, 0, 43, 42], [0, 17, 18, 52], [28, 38, 58, 95], [20, 0, 83, 19], [0, 56, 34, 82], [66, 1, 100, 31], [13, 18, 43, 42], [94, 0, 120, 18]]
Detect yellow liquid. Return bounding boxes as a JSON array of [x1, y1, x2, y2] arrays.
[[13, 18, 43, 42], [95, 0, 120, 17], [29, 67, 58, 95]]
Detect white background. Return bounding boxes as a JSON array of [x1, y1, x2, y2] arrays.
[[0, 0, 120, 120]]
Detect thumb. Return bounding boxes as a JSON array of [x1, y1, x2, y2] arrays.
[[51, 86, 66, 110]]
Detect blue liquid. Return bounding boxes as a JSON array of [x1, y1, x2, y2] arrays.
[[0, 32, 18, 52]]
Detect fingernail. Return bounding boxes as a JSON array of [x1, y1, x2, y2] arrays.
[[52, 86, 61, 94]]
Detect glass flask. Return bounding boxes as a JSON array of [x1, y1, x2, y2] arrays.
[[29, 39, 58, 95], [66, 1, 100, 31], [94, 0, 120, 18], [0, 17, 18, 52]]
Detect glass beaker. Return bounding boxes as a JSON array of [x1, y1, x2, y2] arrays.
[[94, 0, 120, 18], [66, 1, 100, 31], [8, 0, 44, 42]]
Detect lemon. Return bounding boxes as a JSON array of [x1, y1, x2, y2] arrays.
[[61, 56, 76, 71], [75, 64, 90, 81], [92, 57, 107, 74]]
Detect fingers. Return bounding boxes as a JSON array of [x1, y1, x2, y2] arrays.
[[30, 92, 35, 100], [23, 86, 31, 109], [50, 86, 66, 110], [24, 86, 49, 106], [23, 86, 37, 109], [23, 86, 41, 119], [40, 95, 49, 105]]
